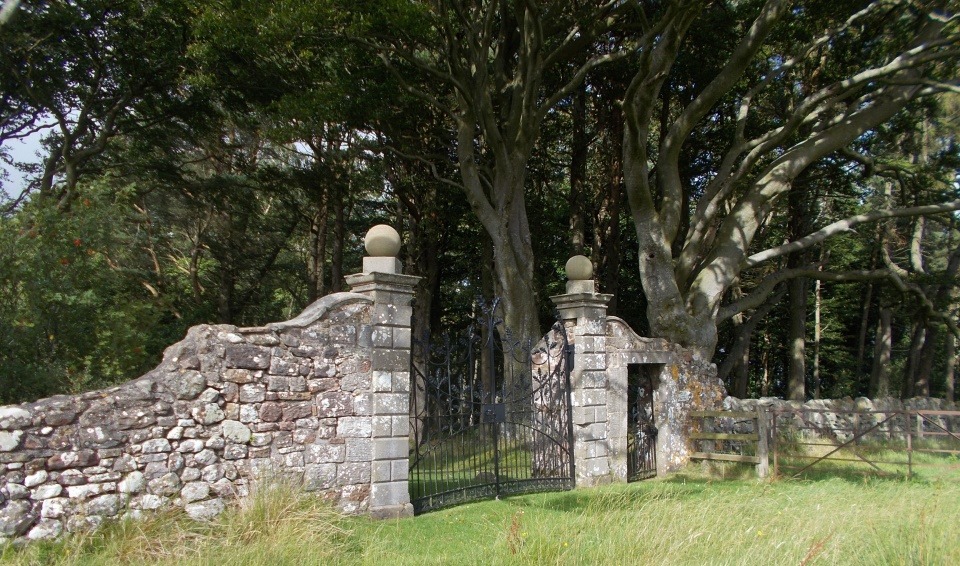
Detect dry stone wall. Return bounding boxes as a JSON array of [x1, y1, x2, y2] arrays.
[[721, 395, 960, 440], [0, 291, 409, 542]]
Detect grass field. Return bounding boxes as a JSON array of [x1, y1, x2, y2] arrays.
[[3, 468, 958, 565]]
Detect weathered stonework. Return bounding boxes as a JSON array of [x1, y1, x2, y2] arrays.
[[0, 269, 418, 542], [721, 395, 960, 441], [553, 284, 726, 483]]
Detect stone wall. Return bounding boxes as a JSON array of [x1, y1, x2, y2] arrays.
[[0, 287, 414, 542], [720, 395, 960, 441]]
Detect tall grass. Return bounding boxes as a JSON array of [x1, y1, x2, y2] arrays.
[[1, 481, 350, 566], [3, 470, 957, 565]]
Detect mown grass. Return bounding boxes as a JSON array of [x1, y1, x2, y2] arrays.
[[3, 468, 958, 565]]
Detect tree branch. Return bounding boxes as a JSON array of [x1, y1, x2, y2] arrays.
[[744, 198, 960, 268]]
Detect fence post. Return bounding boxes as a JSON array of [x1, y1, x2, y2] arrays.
[[756, 407, 769, 479], [772, 409, 779, 477]]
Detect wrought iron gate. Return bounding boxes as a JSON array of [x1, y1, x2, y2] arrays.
[[627, 364, 658, 481], [409, 299, 575, 514]]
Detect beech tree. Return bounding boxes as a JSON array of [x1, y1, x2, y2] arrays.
[[618, 0, 960, 374], [354, 0, 637, 343]]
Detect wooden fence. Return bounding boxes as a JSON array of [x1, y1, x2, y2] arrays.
[[689, 410, 769, 478], [689, 407, 960, 480]]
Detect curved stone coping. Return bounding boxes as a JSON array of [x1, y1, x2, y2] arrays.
[[605, 317, 672, 349], [266, 293, 373, 331]]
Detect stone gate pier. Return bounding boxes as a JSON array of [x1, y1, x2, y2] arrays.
[[552, 255, 725, 486]]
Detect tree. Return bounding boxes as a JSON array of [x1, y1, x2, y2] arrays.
[[354, 0, 637, 347], [0, 0, 192, 210], [620, 0, 960, 362]]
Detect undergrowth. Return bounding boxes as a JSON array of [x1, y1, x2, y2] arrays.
[[2, 470, 957, 565]]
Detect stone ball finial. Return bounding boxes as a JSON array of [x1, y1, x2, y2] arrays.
[[364, 224, 401, 257], [565, 255, 593, 280]]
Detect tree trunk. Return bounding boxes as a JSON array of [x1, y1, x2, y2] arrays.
[[813, 275, 822, 400], [914, 323, 937, 397], [946, 333, 956, 403], [901, 318, 926, 399], [307, 201, 328, 304], [787, 275, 808, 401], [569, 87, 588, 256], [329, 187, 345, 293], [870, 307, 892, 397]]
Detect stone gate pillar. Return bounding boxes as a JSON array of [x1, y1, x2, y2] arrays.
[[344, 225, 420, 519], [551, 256, 626, 486]]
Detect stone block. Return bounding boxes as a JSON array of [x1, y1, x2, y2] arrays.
[[391, 460, 408, 482], [239, 384, 266, 404], [371, 350, 409, 372], [372, 417, 392, 438], [177, 439, 205, 453], [269, 357, 299, 377], [282, 402, 314, 422], [353, 393, 373, 416], [371, 481, 409, 508], [118, 471, 146, 494], [306, 443, 345, 464], [373, 393, 408, 416], [147, 473, 180, 496], [181, 481, 210, 503], [193, 449, 218, 467], [392, 371, 411, 393], [239, 404, 258, 423], [24, 470, 47, 488], [0, 408, 32, 430], [85, 494, 121, 517], [373, 371, 392, 392], [371, 328, 392, 348], [284, 452, 304, 468], [393, 328, 412, 349], [185, 498, 224, 521], [223, 369, 256, 384], [224, 345, 270, 370], [346, 438, 372, 462], [330, 325, 357, 346], [303, 463, 337, 491], [191, 403, 225, 425], [373, 438, 407, 460], [341, 370, 371, 392], [372, 461, 391, 483], [259, 402, 282, 422], [316, 392, 352, 418], [32, 484, 62, 500], [223, 444, 248, 460], [221, 421, 252, 444], [391, 417, 409, 437], [337, 462, 370, 485], [141, 439, 172, 454], [0, 500, 36, 537], [47, 450, 98, 470]]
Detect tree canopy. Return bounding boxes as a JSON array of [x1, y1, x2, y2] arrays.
[[1, 0, 958, 404]]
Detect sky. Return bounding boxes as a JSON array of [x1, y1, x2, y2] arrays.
[[1, 132, 43, 200]]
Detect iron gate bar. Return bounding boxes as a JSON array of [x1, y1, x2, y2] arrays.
[[409, 299, 575, 514]]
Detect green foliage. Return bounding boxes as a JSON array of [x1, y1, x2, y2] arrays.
[[0, 181, 181, 403]]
